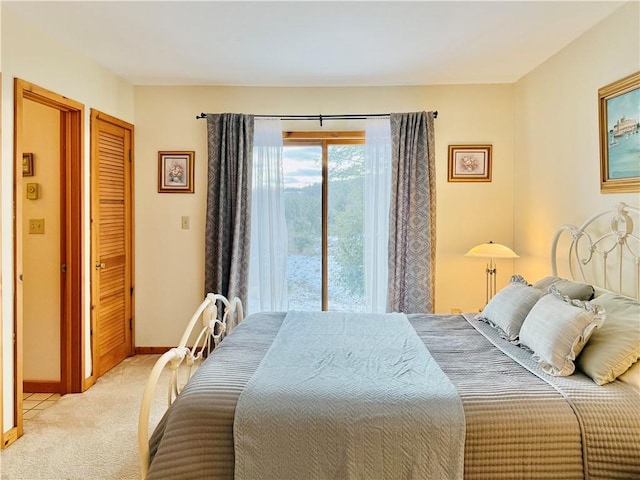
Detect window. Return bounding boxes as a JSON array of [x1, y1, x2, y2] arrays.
[[283, 132, 365, 311]]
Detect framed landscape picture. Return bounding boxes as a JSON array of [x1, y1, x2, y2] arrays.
[[448, 145, 492, 182], [599, 71, 640, 193], [158, 151, 195, 193]]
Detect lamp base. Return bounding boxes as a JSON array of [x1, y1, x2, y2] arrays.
[[485, 259, 497, 305]]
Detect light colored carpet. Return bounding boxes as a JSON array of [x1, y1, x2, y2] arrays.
[[0, 355, 171, 480]]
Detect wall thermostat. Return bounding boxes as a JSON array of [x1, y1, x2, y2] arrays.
[[26, 183, 39, 200]]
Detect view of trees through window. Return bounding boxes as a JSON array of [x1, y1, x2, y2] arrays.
[[283, 140, 366, 311]]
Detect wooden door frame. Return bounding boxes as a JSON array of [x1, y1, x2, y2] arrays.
[[12, 79, 84, 443], [89, 109, 135, 380], [0, 72, 4, 446]]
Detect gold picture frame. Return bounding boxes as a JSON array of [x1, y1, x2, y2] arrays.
[[448, 145, 492, 182], [598, 71, 640, 193], [158, 151, 195, 193], [22, 153, 34, 176]]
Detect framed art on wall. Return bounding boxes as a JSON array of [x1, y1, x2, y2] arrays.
[[22, 153, 34, 176], [599, 71, 640, 193], [448, 145, 492, 182], [158, 151, 195, 193]]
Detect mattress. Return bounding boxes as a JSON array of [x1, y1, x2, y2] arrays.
[[146, 312, 640, 479]]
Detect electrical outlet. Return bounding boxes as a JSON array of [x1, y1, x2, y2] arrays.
[[29, 218, 45, 234], [181, 216, 190, 229]]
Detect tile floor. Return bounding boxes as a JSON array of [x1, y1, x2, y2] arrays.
[[22, 393, 60, 420]]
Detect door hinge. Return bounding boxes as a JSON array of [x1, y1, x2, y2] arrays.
[[129, 150, 132, 162], [130, 287, 134, 296], [129, 318, 133, 330]]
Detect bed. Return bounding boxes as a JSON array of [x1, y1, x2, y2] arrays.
[[139, 203, 640, 479]]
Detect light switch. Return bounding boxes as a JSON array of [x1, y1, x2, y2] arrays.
[[181, 216, 190, 229], [29, 218, 45, 234]]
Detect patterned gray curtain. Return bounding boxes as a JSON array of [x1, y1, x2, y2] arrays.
[[205, 113, 254, 306], [387, 111, 436, 313]]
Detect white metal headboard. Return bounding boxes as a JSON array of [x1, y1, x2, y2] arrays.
[[551, 202, 640, 300]]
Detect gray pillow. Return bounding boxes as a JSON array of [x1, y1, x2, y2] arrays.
[[476, 275, 544, 343], [533, 276, 595, 301], [519, 287, 605, 377], [577, 293, 640, 385]]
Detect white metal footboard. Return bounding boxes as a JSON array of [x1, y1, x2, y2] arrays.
[[138, 293, 243, 479]]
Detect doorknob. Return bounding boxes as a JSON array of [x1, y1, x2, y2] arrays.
[[95, 262, 106, 270]]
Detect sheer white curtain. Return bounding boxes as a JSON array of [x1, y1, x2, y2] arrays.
[[364, 117, 392, 312], [248, 118, 288, 313]]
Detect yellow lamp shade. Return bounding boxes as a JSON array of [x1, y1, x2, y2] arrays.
[[465, 241, 519, 259]]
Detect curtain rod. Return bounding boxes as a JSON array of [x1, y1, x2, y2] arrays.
[[196, 111, 437, 126]]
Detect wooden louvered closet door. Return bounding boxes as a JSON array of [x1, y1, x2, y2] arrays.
[[91, 110, 134, 378]]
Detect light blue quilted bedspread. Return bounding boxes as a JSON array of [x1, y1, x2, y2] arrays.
[[233, 311, 465, 480]]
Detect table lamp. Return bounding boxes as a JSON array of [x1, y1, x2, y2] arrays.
[[465, 241, 519, 304]]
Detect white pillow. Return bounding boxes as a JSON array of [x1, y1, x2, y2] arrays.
[[519, 287, 605, 376], [475, 275, 544, 343]]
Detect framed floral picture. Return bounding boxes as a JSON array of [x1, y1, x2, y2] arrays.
[[598, 71, 640, 193], [448, 145, 492, 182], [158, 151, 195, 193]]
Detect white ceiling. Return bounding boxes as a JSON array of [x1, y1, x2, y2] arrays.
[[4, 1, 625, 87]]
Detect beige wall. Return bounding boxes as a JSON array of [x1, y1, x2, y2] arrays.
[[22, 100, 61, 382], [133, 84, 516, 346], [1, 7, 135, 432], [514, 1, 640, 282]]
